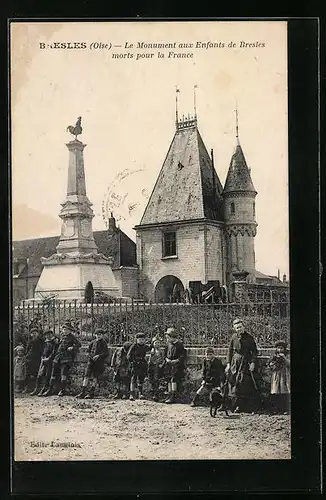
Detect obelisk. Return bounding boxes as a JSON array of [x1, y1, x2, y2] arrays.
[[34, 117, 120, 300]]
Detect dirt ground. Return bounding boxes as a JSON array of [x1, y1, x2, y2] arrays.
[[14, 395, 291, 461]]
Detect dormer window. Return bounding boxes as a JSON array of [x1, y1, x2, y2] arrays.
[[230, 202, 235, 214]]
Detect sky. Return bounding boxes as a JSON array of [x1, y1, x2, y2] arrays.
[[11, 21, 289, 278]]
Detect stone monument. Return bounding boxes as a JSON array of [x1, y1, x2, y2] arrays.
[[34, 117, 120, 300]]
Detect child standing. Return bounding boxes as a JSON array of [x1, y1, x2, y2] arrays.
[[30, 329, 59, 396], [268, 340, 290, 414], [147, 337, 165, 402], [24, 328, 44, 393], [76, 328, 109, 399], [190, 347, 225, 407], [43, 322, 81, 397], [111, 341, 132, 399], [164, 327, 186, 404], [14, 345, 27, 393], [127, 333, 151, 400]]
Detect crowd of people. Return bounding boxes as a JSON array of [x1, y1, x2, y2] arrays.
[[13, 318, 290, 414]]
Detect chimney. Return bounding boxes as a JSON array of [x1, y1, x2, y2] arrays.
[[277, 269, 280, 280], [108, 212, 116, 233], [283, 273, 286, 283]]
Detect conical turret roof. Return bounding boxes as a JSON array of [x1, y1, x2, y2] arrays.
[[139, 121, 224, 226], [223, 142, 256, 194]]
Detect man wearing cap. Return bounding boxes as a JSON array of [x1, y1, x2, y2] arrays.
[[190, 347, 225, 407], [43, 321, 81, 397], [76, 328, 109, 399], [23, 328, 44, 393], [164, 327, 186, 404], [127, 332, 151, 400], [226, 318, 259, 413]]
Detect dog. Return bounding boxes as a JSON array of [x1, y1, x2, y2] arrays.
[[209, 385, 229, 417]]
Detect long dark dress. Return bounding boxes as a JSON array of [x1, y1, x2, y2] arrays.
[[227, 331, 258, 410]]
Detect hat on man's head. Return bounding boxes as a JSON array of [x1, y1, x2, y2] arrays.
[[135, 332, 145, 339], [62, 321, 74, 332], [165, 327, 177, 338], [15, 345, 25, 353], [94, 328, 105, 336], [274, 340, 288, 349], [44, 329, 54, 336], [29, 328, 39, 334], [205, 347, 214, 354]]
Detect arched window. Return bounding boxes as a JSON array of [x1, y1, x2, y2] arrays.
[[230, 202, 235, 214]]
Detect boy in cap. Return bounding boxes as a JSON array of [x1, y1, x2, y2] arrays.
[[190, 347, 225, 407], [30, 329, 59, 396], [111, 341, 132, 399], [43, 321, 81, 397], [268, 340, 290, 414], [23, 328, 44, 393], [164, 327, 186, 404], [147, 336, 165, 402], [127, 332, 151, 400], [76, 328, 109, 399]]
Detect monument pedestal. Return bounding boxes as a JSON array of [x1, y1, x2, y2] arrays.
[[34, 252, 120, 299]]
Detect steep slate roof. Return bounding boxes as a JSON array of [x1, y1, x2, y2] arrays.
[[12, 229, 136, 278], [139, 124, 224, 226], [223, 143, 256, 194]]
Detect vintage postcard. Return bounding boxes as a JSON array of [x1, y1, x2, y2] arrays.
[[11, 20, 290, 462]]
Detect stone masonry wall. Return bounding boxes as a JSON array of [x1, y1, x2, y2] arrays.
[[137, 222, 224, 300], [68, 345, 282, 404]]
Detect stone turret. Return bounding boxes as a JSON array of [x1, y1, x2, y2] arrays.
[[223, 108, 257, 284]]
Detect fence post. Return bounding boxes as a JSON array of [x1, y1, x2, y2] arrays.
[[131, 298, 134, 336], [125, 299, 129, 342]]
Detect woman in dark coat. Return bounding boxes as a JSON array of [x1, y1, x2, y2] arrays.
[[226, 318, 258, 413]]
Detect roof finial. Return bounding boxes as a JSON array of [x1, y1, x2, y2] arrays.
[[194, 85, 198, 121], [235, 101, 239, 144], [175, 86, 180, 127]]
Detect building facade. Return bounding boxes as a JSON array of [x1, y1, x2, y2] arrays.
[[12, 215, 138, 305], [134, 113, 259, 302]]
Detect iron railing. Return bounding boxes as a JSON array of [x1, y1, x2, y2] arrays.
[[13, 295, 290, 348]]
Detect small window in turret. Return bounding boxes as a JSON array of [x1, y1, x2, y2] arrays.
[[230, 202, 235, 214], [253, 202, 256, 217]]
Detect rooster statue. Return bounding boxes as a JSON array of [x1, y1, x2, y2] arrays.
[[66, 116, 82, 139]]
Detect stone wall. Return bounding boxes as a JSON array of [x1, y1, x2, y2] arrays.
[[113, 266, 139, 298], [136, 222, 224, 300], [67, 345, 282, 403]]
